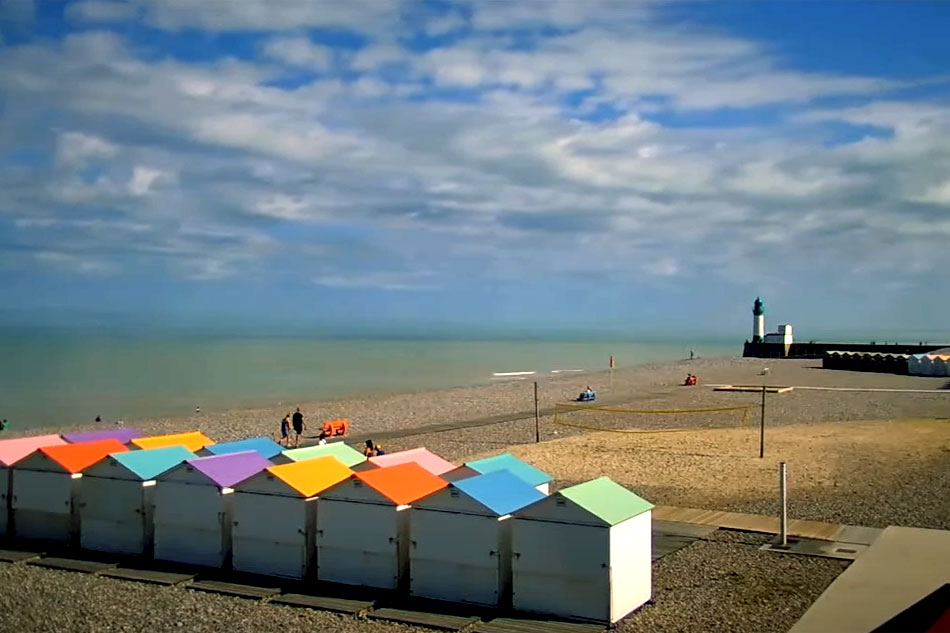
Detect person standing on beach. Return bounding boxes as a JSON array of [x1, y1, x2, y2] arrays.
[[291, 407, 306, 448], [279, 414, 291, 447]]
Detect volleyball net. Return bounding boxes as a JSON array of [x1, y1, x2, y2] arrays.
[[551, 402, 754, 435]]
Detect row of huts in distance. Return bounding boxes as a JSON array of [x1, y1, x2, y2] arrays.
[[0, 428, 654, 624], [822, 348, 950, 376]]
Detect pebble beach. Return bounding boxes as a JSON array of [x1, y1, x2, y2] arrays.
[[2, 356, 949, 633]]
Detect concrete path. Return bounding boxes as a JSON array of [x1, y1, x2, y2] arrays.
[[789, 526, 950, 633]]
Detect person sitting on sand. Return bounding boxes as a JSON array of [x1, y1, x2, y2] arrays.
[[364, 440, 377, 457]]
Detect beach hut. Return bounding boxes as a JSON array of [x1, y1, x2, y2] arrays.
[[278, 442, 367, 468], [154, 451, 271, 568], [79, 446, 196, 556], [9, 439, 127, 544], [200, 437, 283, 460], [0, 434, 67, 536], [317, 462, 448, 591], [510, 477, 654, 624], [231, 456, 352, 579], [131, 431, 213, 452], [368, 447, 455, 476], [465, 453, 554, 494], [61, 428, 143, 444], [410, 470, 546, 607]]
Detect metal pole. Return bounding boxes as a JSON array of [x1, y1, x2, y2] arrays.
[[779, 462, 788, 546], [534, 381, 540, 443], [759, 385, 766, 458]]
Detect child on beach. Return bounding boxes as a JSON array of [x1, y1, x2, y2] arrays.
[[280, 414, 291, 447]]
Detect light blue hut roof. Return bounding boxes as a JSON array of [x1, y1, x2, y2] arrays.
[[454, 470, 546, 516], [465, 453, 553, 487], [204, 437, 283, 459], [112, 446, 196, 480]]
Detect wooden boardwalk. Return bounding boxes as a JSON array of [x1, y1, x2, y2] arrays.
[[653, 505, 882, 545]]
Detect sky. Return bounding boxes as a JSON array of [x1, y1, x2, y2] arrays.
[[0, 0, 949, 339]]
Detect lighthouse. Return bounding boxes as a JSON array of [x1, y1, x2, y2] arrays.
[[752, 297, 765, 343]]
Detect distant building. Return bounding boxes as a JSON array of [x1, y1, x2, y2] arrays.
[[748, 297, 794, 356]]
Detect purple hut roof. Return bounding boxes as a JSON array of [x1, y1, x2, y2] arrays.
[[62, 428, 144, 444], [186, 451, 272, 488]]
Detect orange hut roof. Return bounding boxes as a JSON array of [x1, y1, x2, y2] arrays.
[[39, 438, 128, 474], [356, 462, 448, 506], [266, 455, 352, 498], [131, 431, 214, 452]]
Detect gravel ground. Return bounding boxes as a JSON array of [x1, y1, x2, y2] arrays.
[[2, 358, 948, 633], [0, 564, 419, 633], [13, 357, 948, 444], [621, 531, 848, 633]]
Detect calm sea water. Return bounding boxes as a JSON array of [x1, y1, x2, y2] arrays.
[[0, 330, 738, 431]]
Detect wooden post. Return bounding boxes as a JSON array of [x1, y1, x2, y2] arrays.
[[759, 385, 767, 458], [534, 381, 540, 443]]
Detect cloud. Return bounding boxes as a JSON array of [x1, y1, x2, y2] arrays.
[[262, 37, 332, 70], [127, 166, 170, 196], [1, 1, 949, 301], [313, 272, 437, 291], [56, 131, 119, 165]]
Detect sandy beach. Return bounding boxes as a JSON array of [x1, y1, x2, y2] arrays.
[[2, 356, 949, 633]]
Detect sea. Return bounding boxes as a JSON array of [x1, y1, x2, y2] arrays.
[[0, 329, 738, 431]]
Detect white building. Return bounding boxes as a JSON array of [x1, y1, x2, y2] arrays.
[[317, 462, 448, 591], [230, 455, 352, 579], [510, 477, 654, 624], [80, 446, 196, 556], [153, 451, 272, 568], [409, 470, 546, 607]]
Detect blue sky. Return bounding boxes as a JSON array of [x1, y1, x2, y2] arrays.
[[1, 0, 949, 339]]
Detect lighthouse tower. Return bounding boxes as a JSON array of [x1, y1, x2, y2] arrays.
[[752, 297, 765, 343]]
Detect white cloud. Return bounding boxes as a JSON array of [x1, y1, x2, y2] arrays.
[[911, 181, 950, 206], [262, 37, 332, 70], [255, 195, 308, 220], [2, 2, 949, 295], [56, 131, 118, 165], [127, 166, 168, 196], [34, 251, 116, 276], [313, 272, 437, 291]]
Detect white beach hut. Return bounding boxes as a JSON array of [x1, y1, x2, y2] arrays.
[[10, 439, 128, 544], [510, 477, 654, 624], [317, 462, 448, 591], [230, 456, 352, 579], [153, 451, 272, 568], [79, 446, 196, 556], [0, 434, 67, 537], [409, 469, 546, 607]]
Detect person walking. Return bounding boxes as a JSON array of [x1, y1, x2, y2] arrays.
[[291, 407, 306, 448], [279, 413, 291, 447]]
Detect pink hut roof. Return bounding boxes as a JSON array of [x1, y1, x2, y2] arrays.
[[0, 434, 68, 467], [368, 447, 455, 476]]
